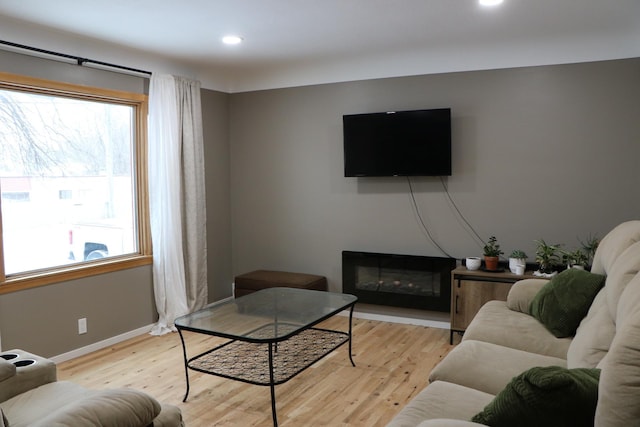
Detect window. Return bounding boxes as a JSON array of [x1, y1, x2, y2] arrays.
[[58, 189, 72, 200], [2, 191, 30, 202], [0, 72, 151, 292]]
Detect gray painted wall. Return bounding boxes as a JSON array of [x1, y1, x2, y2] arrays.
[[1, 49, 638, 357], [229, 59, 640, 292], [202, 89, 233, 301], [0, 50, 148, 94], [0, 266, 155, 356], [0, 52, 232, 356]]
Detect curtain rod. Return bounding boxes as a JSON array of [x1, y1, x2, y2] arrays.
[[0, 40, 152, 76]]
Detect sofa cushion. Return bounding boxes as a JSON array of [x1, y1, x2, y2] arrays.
[[429, 340, 567, 395], [1, 381, 86, 426], [152, 403, 184, 427], [417, 420, 486, 427], [567, 241, 640, 369], [530, 268, 605, 338], [506, 279, 548, 314], [590, 220, 640, 276], [566, 291, 615, 369], [462, 301, 571, 359], [606, 240, 640, 324], [386, 381, 494, 427], [30, 388, 161, 427], [594, 273, 640, 426], [471, 366, 600, 427], [1, 381, 161, 427]]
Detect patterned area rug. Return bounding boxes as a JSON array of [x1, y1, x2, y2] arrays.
[[189, 326, 349, 385]]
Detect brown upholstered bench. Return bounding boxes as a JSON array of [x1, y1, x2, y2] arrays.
[[234, 270, 328, 298]]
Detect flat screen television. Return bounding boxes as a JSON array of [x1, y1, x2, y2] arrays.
[[343, 108, 451, 177]]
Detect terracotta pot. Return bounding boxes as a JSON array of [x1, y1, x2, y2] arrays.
[[484, 256, 499, 271]]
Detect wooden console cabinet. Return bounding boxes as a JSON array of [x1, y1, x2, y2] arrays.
[[450, 267, 535, 344]]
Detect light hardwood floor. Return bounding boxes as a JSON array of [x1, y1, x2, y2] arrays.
[[58, 317, 454, 426]]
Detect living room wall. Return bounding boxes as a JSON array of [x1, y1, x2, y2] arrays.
[[0, 50, 232, 357], [1, 45, 638, 356], [229, 58, 640, 294]]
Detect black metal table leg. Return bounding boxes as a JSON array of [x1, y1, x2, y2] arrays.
[[348, 304, 356, 367], [268, 342, 278, 427], [177, 329, 191, 402]]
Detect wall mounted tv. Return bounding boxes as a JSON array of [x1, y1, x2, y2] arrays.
[[343, 108, 451, 177]]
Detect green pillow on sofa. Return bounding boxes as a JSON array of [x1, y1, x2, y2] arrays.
[[529, 268, 605, 338], [471, 366, 600, 427]]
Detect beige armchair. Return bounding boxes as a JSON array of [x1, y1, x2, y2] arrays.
[[0, 349, 183, 427]]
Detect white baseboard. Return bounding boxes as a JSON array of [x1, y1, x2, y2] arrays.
[[51, 324, 154, 364], [339, 303, 451, 329], [347, 310, 450, 329], [50, 298, 448, 364], [51, 297, 236, 364]]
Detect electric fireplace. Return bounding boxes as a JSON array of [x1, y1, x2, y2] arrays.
[[342, 251, 456, 312]]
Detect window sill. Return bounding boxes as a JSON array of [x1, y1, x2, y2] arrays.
[[0, 255, 153, 295]]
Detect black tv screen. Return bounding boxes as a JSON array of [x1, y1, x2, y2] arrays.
[[343, 108, 452, 177]]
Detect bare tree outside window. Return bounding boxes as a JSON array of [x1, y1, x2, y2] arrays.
[[0, 88, 137, 275]]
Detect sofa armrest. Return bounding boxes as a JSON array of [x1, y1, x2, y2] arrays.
[[0, 350, 57, 403], [0, 360, 16, 383], [506, 279, 548, 314]]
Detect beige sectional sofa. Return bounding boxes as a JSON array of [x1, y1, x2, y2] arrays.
[[0, 349, 183, 427], [388, 220, 640, 427]]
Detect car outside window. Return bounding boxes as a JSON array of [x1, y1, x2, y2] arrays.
[[0, 72, 151, 291]]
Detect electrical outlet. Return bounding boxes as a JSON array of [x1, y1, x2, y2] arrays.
[[78, 318, 87, 335]]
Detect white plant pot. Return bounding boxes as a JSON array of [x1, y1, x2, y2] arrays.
[[509, 257, 526, 274], [466, 257, 482, 271]]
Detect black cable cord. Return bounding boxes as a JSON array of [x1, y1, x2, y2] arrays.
[[439, 177, 486, 249], [407, 177, 454, 258]]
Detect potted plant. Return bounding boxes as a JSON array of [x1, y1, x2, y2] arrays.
[[483, 236, 503, 271], [561, 248, 589, 270], [534, 239, 562, 277], [508, 249, 528, 274], [579, 234, 599, 270]]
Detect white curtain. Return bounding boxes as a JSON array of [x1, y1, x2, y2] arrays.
[[148, 74, 208, 335]]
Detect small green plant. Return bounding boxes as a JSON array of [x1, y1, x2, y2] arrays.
[[562, 248, 589, 268], [534, 239, 562, 274], [509, 249, 528, 259], [579, 234, 599, 266], [483, 236, 503, 257]]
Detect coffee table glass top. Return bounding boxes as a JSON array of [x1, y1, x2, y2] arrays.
[[175, 287, 357, 342]]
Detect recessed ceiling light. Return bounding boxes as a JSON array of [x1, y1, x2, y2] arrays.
[[479, 0, 504, 6], [222, 35, 243, 45]]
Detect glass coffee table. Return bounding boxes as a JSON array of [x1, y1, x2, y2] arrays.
[[174, 287, 358, 426]]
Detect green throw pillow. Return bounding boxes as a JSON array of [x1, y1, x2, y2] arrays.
[[471, 366, 600, 427], [529, 268, 605, 338]]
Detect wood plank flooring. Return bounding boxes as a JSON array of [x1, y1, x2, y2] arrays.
[[57, 317, 454, 426]]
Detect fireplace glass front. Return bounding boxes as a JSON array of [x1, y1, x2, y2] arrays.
[[342, 251, 456, 312]]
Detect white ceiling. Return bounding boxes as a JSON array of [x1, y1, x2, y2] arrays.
[[0, 0, 639, 92]]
